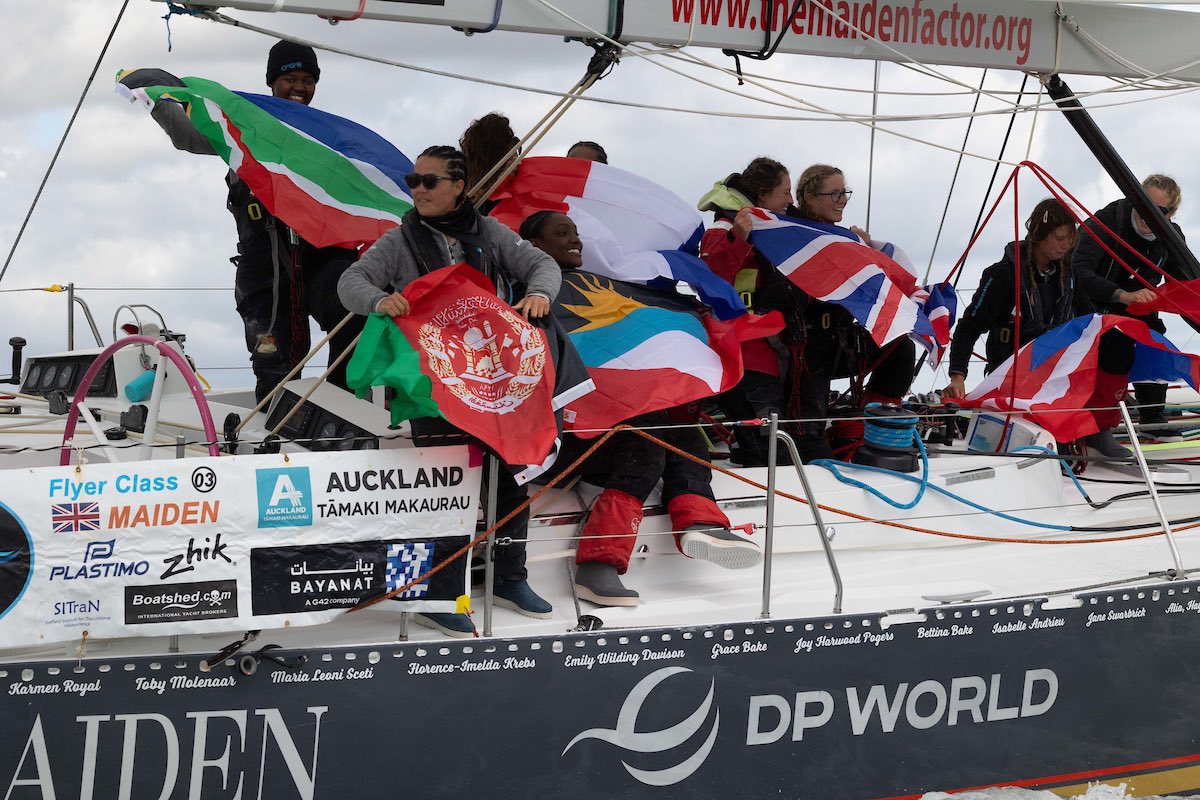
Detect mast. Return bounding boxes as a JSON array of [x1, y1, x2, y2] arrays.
[[1045, 75, 1200, 281]]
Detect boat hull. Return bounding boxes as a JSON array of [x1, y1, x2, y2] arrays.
[[3, 580, 1200, 798]]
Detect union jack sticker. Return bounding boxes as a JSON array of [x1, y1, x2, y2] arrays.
[[50, 502, 101, 534]]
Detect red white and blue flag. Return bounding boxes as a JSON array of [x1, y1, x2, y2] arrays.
[[960, 314, 1200, 441], [746, 210, 956, 362], [490, 157, 747, 319], [51, 502, 101, 534]]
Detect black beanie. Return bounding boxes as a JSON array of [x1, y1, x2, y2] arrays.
[[265, 40, 320, 86]]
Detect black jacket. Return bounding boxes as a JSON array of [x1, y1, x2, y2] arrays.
[[948, 241, 1086, 377], [1071, 198, 1186, 320]]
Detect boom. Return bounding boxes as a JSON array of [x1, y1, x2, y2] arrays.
[[156, 0, 1200, 83]]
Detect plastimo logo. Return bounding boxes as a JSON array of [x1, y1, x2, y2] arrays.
[[563, 667, 719, 786]]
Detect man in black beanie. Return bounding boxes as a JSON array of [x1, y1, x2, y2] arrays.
[[120, 41, 363, 403], [265, 40, 320, 105]]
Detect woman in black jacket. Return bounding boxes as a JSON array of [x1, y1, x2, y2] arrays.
[[943, 198, 1134, 457], [1071, 174, 1184, 429]]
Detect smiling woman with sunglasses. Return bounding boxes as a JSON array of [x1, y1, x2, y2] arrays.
[[337, 144, 562, 635]]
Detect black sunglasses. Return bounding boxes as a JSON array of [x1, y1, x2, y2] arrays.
[[1158, 204, 1174, 216], [404, 173, 455, 190]]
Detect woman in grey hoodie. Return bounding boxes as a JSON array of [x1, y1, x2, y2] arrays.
[[338, 145, 561, 638]]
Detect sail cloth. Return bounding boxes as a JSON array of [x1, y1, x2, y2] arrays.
[[958, 314, 1200, 442], [554, 271, 783, 434], [120, 75, 413, 250], [489, 156, 747, 320], [346, 264, 594, 477], [746, 209, 957, 363]]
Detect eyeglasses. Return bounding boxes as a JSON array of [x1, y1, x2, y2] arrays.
[[814, 189, 853, 202], [1158, 204, 1175, 217], [404, 173, 456, 190]]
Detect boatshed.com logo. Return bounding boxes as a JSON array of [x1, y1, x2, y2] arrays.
[[256, 467, 312, 528], [0, 502, 34, 619]]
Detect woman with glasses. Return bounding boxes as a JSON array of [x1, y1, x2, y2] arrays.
[[338, 145, 562, 637], [790, 163, 918, 460], [1071, 174, 1186, 433], [697, 157, 795, 466]]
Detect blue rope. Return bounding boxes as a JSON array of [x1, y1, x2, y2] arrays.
[[813, 435, 930, 510], [813, 415, 1074, 531], [162, 3, 206, 52], [862, 404, 920, 450], [1009, 445, 1093, 504]]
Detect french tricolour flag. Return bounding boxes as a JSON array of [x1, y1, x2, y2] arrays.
[[127, 76, 414, 250], [490, 157, 746, 319], [961, 314, 1200, 442], [747, 209, 955, 362]]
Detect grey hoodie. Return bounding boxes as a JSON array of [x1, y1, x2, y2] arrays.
[[337, 216, 562, 314]]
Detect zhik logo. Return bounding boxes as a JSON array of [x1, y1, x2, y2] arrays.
[[562, 666, 719, 786]]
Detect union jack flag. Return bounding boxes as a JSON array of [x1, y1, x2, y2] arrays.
[[51, 502, 101, 534], [747, 209, 955, 363]]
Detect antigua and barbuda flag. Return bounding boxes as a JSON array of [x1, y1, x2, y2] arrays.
[[746, 209, 955, 361], [489, 156, 747, 319], [118, 72, 413, 249], [959, 314, 1200, 442], [346, 264, 594, 478], [554, 270, 783, 434]]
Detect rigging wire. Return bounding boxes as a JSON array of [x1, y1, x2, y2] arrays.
[[1, 0, 130, 287], [864, 61, 880, 234], [922, 69, 988, 283]]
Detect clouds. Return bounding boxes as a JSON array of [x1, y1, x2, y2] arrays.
[[2, 0, 1198, 390]]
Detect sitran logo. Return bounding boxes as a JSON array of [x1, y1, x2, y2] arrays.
[[562, 666, 719, 786]]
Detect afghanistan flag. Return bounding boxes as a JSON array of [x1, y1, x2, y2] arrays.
[[556, 271, 783, 434], [346, 264, 592, 469], [489, 156, 747, 319], [120, 72, 413, 249]]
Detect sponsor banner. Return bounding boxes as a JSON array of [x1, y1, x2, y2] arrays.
[[0, 447, 479, 648], [1, 585, 1199, 797]]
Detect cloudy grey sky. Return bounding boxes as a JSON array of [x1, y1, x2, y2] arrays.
[[3, 0, 1200, 393]]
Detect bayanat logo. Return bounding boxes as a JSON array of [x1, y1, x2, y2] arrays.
[[0, 502, 33, 620], [256, 467, 312, 528], [563, 666, 719, 786]]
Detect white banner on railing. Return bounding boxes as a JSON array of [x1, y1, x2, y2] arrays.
[[0, 446, 480, 649]]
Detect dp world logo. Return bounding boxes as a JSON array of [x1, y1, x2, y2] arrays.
[[255, 467, 312, 528], [563, 666, 719, 786]]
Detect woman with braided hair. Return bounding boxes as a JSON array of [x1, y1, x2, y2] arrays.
[[338, 145, 562, 636], [944, 197, 1136, 458]]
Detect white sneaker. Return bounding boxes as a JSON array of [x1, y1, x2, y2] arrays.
[[679, 525, 762, 570]]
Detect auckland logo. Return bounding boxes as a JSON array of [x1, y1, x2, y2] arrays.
[[562, 666, 719, 786], [256, 467, 312, 528]]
